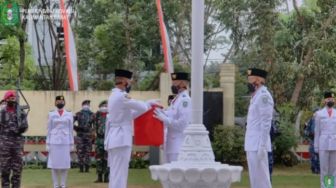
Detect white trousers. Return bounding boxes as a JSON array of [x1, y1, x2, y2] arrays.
[[108, 146, 132, 188], [319, 150, 336, 188], [246, 151, 272, 188]]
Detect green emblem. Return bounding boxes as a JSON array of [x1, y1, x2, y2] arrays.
[[324, 175, 335, 188], [0, 1, 20, 26], [183, 101, 188, 107]]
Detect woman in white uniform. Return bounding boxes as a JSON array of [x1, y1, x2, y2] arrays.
[[46, 95, 74, 188]]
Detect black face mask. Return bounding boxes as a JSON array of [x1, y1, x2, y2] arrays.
[[7, 101, 16, 107], [247, 83, 256, 94], [171, 85, 179, 94], [56, 103, 65, 109], [327, 101, 334, 108], [125, 84, 132, 93]]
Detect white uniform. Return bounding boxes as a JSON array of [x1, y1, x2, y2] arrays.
[[244, 85, 273, 188], [164, 90, 191, 163], [105, 88, 149, 188], [314, 107, 336, 188], [46, 109, 74, 169]]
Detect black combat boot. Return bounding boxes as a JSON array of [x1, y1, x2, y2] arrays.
[[103, 173, 109, 183], [94, 174, 103, 183], [84, 164, 90, 172], [79, 165, 84, 173]]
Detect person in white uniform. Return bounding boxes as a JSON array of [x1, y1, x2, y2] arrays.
[[46, 95, 74, 188], [105, 69, 157, 188], [244, 68, 273, 188], [314, 91, 336, 188], [154, 72, 191, 163]]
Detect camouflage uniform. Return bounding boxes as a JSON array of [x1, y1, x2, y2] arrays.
[[269, 108, 280, 181], [0, 108, 28, 188], [304, 116, 320, 174], [94, 110, 109, 182], [74, 109, 95, 172]]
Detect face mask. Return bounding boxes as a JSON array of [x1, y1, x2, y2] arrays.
[[327, 101, 334, 108], [56, 103, 65, 109], [247, 83, 256, 94], [82, 105, 90, 110], [7, 101, 16, 107], [125, 84, 132, 93], [171, 85, 179, 94], [99, 107, 108, 112]]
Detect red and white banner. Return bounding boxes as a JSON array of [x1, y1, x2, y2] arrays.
[[156, 0, 174, 73], [60, 0, 79, 91]]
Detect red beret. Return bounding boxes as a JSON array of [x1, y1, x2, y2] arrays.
[[4, 90, 16, 100]]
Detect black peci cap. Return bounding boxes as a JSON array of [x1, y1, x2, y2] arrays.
[[55, 95, 65, 101], [324, 91, 334, 99], [171, 72, 189, 81], [247, 68, 268, 79], [115, 69, 133, 79]]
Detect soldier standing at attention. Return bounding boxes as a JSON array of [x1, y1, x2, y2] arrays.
[[0, 90, 28, 188], [314, 92, 336, 188], [74, 100, 95, 172], [46, 95, 74, 188], [154, 72, 191, 163], [94, 100, 109, 183], [244, 68, 273, 188]]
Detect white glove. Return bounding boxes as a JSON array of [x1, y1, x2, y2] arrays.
[[257, 145, 267, 160], [147, 99, 161, 107], [46, 144, 50, 151], [154, 108, 171, 125], [71, 144, 75, 151]]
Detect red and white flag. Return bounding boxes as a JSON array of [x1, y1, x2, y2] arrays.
[[60, 0, 79, 91], [156, 0, 174, 73]]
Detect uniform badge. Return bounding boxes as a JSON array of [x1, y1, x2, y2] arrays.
[[183, 101, 188, 107], [262, 96, 268, 104]]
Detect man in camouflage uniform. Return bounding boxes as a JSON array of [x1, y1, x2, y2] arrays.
[[0, 90, 28, 188], [304, 108, 320, 174], [94, 100, 109, 183], [74, 100, 95, 172]]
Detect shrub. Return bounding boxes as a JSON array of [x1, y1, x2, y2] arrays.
[[273, 103, 300, 166], [212, 125, 246, 165]]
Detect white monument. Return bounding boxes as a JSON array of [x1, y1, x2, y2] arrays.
[[149, 1, 243, 187]]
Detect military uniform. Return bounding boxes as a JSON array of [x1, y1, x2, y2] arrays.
[[304, 114, 320, 174], [94, 101, 109, 182], [74, 101, 95, 172], [314, 92, 336, 188], [0, 107, 28, 188], [245, 68, 273, 188]]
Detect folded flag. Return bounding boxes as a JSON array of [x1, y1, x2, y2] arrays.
[[134, 107, 164, 146]]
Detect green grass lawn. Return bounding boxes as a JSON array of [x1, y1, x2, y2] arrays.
[[21, 163, 320, 188]]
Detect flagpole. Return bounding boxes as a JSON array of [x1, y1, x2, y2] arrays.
[[191, 0, 204, 124]]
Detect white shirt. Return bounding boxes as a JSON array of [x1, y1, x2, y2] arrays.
[[164, 90, 191, 154], [314, 107, 336, 151], [244, 85, 274, 152], [104, 88, 149, 150], [46, 109, 74, 145]]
